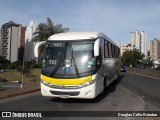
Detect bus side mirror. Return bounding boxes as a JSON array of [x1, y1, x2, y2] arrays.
[[94, 39, 99, 56], [34, 41, 46, 58]]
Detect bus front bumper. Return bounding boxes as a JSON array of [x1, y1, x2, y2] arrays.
[[40, 82, 97, 99]]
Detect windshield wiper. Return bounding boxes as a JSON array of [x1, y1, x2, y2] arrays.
[[71, 45, 80, 78], [49, 42, 80, 78], [49, 43, 67, 77]]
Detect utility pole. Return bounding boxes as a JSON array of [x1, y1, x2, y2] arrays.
[[21, 55, 25, 88]]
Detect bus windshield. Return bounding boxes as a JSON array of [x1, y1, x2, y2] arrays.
[[41, 40, 96, 78]]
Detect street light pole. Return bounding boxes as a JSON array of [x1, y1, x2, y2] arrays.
[[21, 55, 24, 88]]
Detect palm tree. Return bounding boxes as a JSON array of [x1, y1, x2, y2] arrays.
[[32, 17, 69, 42]]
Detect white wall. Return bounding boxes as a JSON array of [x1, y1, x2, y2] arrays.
[[10, 26, 19, 62], [24, 20, 38, 61], [131, 31, 147, 57]]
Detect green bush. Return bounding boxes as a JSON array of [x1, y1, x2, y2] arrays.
[[122, 49, 145, 67], [30, 78, 37, 82], [32, 61, 42, 68], [8, 62, 17, 69], [0, 56, 10, 69]]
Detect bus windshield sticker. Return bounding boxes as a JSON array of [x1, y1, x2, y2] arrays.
[[65, 60, 70, 67], [65, 67, 71, 73], [42, 60, 45, 67], [66, 60, 69, 63], [88, 61, 94, 65], [66, 64, 70, 67], [48, 60, 57, 65]]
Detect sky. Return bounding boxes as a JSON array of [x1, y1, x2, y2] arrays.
[[0, 0, 160, 46]]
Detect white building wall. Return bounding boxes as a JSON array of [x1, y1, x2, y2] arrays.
[[0, 21, 23, 62], [0, 30, 1, 56], [137, 32, 140, 50], [158, 41, 160, 59], [131, 31, 147, 57], [145, 34, 147, 56], [10, 26, 19, 62], [24, 20, 38, 61], [18, 26, 21, 51], [141, 32, 144, 54], [141, 32, 147, 56], [115, 40, 123, 56], [7, 28, 11, 60]]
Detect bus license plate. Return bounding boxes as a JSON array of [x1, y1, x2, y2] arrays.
[[59, 95, 70, 98]]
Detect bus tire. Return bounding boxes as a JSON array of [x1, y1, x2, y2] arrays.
[[115, 70, 118, 82], [102, 76, 107, 94]]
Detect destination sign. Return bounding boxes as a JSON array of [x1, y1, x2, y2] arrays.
[[48, 42, 65, 47]]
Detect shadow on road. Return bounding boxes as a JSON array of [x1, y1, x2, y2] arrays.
[[50, 74, 125, 103]]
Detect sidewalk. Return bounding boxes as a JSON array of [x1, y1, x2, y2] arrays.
[[0, 81, 40, 100], [126, 67, 160, 78]]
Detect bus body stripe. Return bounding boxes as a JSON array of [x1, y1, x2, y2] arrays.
[[41, 75, 92, 85]]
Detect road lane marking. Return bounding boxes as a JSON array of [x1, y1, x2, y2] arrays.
[[127, 71, 160, 80]]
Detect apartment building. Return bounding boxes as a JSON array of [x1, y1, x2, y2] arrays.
[[150, 38, 160, 60], [0, 30, 1, 55], [121, 43, 132, 56], [24, 20, 38, 61], [0, 21, 25, 62], [131, 31, 147, 56]]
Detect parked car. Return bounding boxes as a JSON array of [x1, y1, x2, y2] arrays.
[[121, 64, 126, 72], [155, 66, 160, 70], [136, 64, 146, 69], [0, 69, 4, 73]]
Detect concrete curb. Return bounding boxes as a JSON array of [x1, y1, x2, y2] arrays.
[[126, 67, 160, 79], [0, 89, 40, 100], [127, 71, 160, 80]]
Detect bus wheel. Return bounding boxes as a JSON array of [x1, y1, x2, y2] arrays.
[[115, 71, 118, 82]]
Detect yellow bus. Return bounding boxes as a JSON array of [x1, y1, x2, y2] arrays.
[[34, 32, 120, 99]]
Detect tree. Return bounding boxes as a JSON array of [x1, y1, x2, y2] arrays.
[[32, 17, 69, 42], [121, 49, 145, 67], [0, 56, 10, 69]]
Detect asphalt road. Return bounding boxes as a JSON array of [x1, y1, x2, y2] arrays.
[[120, 71, 160, 110], [0, 72, 160, 120]]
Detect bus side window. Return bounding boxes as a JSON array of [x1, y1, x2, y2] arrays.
[[108, 43, 112, 58], [104, 41, 109, 58], [112, 45, 115, 58], [115, 47, 117, 58], [113, 45, 116, 58], [117, 48, 120, 58]]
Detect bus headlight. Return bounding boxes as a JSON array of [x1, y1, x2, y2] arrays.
[[41, 80, 49, 86], [79, 79, 95, 87]]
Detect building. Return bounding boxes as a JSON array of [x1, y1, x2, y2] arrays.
[[18, 26, 25, 60], [150, 38, 160, 60], [24, 20, 38, 61], [115, 40, 123, 56], [0, 30, 1, 56], [147, 47, 150, 57], [131, 31, 147, 56], [0, 21, 25, 62], [121, 43, 132, 56]]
